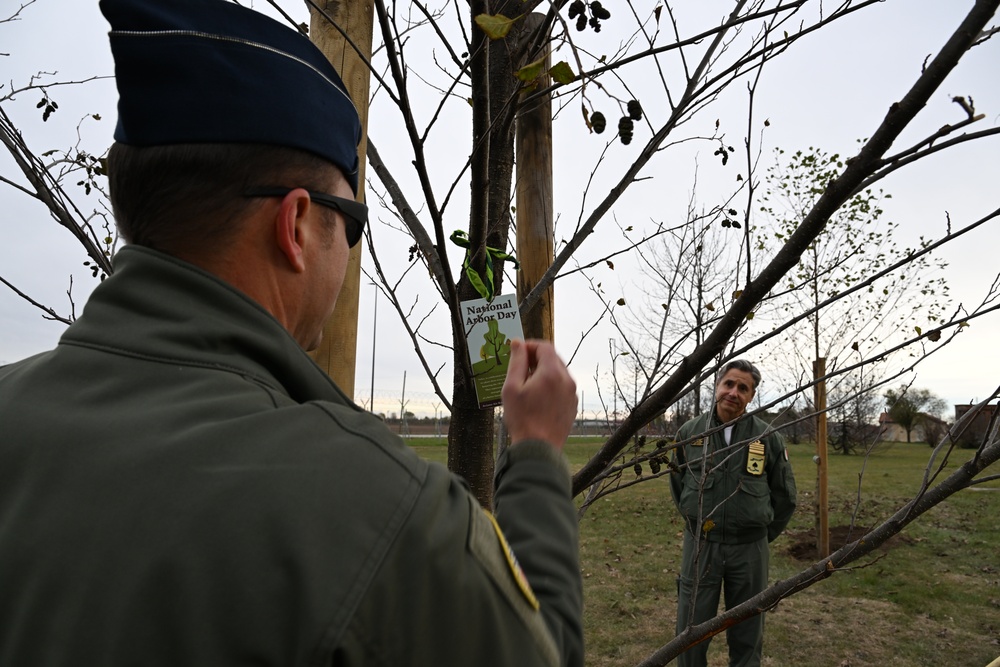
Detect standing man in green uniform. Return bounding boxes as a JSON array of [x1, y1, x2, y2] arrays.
[[0, 1, 583, 665], [669, 360, 797, 667]]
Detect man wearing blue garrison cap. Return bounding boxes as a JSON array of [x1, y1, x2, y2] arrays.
[[0, 1, 584, 666]]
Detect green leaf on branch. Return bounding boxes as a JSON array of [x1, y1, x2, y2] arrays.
[[516, 57, 546, 82], [475, 13, 518, 39], [549, 61, 576, 84]]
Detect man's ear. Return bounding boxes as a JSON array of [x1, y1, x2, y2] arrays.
[[274, 188, 312, 272]]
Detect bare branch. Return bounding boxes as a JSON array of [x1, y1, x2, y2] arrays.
[[365, 139, 449, 295], [0, 105, 112, 276], [0, 275, 73, 325], [363, 229, 453, 412]]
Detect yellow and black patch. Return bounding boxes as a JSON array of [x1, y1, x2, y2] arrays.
[[746, 439, 765, 475], [468, 500, 558, 667], [483, 509, 540, 610]]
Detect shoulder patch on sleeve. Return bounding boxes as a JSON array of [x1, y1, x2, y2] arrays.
[[467, 499, 559, 667], [483, 509, 539, 610]]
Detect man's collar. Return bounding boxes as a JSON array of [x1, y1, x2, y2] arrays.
[[713, 406, 746, 425], [63, 245, 354, 407]]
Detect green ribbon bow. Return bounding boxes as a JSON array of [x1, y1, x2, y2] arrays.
[[450, 230, 520, 300]]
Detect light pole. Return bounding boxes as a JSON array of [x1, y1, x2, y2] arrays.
[[610, 338, 618, 429]]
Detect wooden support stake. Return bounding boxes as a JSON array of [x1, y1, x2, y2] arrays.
[[307, 1, 375, 397], [814, 357, 830, 558], [515, 13, 554, 342]]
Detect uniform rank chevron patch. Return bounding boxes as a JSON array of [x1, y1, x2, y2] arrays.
[[746, 440, 766, 475]]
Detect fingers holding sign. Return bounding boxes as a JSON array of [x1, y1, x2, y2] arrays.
[[501, 339, 578, 450]]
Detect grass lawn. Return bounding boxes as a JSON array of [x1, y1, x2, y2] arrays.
[[407, 436, 1000, 666]]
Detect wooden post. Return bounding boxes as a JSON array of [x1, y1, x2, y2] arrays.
[[814, 357, 830, 558], [515, 13, 554, 342], [307, 1, 375, 397]]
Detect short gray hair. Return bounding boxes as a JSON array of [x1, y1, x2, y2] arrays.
[[718, 359, 761, 390]]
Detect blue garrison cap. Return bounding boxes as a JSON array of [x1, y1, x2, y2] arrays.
[[100, 0, 362, 194]]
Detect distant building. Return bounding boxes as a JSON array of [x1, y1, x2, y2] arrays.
[[878, 412, 948, 443], [953, 403, 998, 448]]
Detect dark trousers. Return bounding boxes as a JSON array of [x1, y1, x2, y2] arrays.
[[675, 532, 769, 667]]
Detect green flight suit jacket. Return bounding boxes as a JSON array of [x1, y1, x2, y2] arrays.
[[669, 410, 797, 544], [0, 246, 583, 666]]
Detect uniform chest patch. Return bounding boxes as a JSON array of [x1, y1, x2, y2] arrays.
[[484, 510, 540, 610], [747, 440, 765, 475]]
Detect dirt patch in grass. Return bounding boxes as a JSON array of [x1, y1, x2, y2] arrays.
[[785, 525, 915, 562]]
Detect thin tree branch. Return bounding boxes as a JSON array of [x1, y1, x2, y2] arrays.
[[0, 275, 73, 325], [0, 105, 112, 276]]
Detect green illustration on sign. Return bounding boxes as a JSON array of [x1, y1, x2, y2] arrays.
[[480, 319, 511, 366], [472, 319, 512, 406]]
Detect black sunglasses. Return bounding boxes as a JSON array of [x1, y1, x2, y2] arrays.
[[245, 187, 367, 248]]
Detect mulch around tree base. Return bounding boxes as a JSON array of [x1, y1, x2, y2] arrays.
[[785, 525, 915, 561]]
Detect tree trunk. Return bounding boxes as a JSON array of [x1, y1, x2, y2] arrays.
[[447, 1, 522, 508], [448, 377, 497, 506]]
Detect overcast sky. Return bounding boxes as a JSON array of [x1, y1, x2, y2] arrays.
[[2, 1, 998, 420]]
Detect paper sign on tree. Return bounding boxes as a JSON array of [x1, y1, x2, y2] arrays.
[[461, 294, 524, 408]]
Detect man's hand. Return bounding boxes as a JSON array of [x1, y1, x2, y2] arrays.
[[501, 339, 578, 449]]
